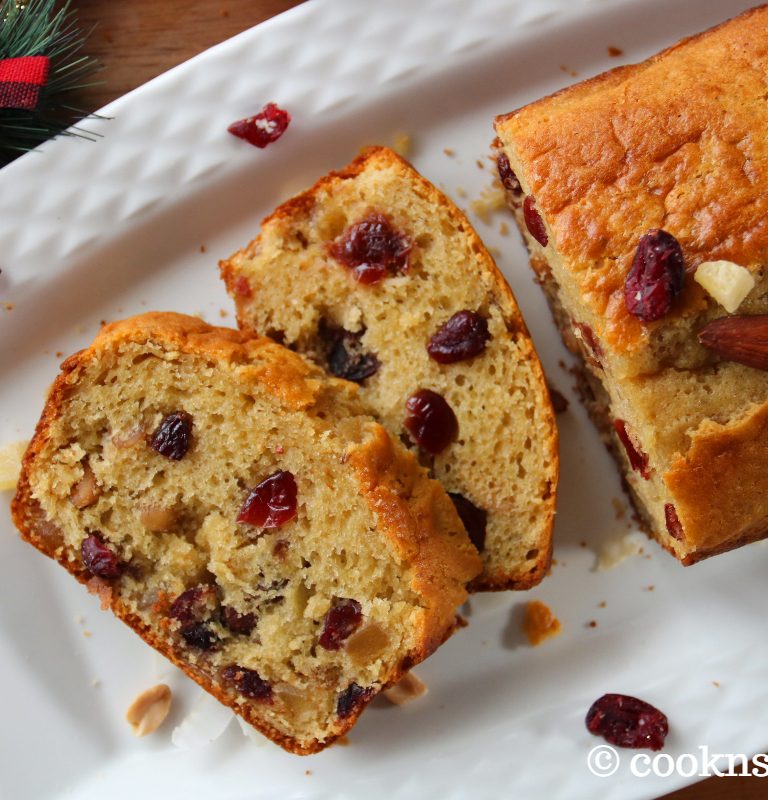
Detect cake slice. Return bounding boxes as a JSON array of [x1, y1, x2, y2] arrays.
[[220, 146, 558, 591], [12, 312, 481, 753], [494, 6, 768, 563]]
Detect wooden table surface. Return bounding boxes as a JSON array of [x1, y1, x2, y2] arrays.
[[69, 2, 762, 798]]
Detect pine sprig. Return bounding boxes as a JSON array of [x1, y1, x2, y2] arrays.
[[0, 0, 102, 165]]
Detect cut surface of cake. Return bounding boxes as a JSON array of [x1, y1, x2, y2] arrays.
[[220, 146, 558, 591], [12, 312, 481, 753], [494, 6, 768, 563]]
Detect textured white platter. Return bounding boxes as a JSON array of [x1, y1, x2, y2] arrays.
[[0, 1, 765, 798]]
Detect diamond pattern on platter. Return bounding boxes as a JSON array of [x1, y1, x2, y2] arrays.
[[0, 0, 606, 276]]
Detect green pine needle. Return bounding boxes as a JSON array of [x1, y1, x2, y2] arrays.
[[0, 0, 102, 165]]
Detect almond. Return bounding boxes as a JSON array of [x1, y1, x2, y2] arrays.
[[698, 315, 768, 370]]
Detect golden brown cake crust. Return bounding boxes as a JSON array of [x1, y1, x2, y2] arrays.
[[495, 4, 768, 355], [221, 146, 559, 592], [495, 6, 768, 564], [664, 399, 768, 555], [11, 312, 480, 754]]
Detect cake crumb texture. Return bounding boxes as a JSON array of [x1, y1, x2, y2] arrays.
[[12, 312, 480, 753], [221, 146, 558, 591]]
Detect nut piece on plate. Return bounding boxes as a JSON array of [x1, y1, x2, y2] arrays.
[[494, 5, 768, 565], [522, 599, 561, 646], [694, 261, 755, 313], [126, 683, 173, 737], [383, 671, 428, 706]]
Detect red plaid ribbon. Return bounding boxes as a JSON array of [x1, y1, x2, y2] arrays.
[[0, 56, 50, 111]]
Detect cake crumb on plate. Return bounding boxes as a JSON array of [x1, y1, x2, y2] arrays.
[[522, 600, 562, 646]]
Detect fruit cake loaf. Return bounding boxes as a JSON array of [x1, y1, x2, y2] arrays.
[[220, 146, 558, 591], [494, 6, 768, 563], [11, 312, 481, 753]]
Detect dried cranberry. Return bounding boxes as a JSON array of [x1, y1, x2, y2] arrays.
[[169, 585, 219, 648], [449, 493, 487, 552], [574, 322, 603, 369], [181, 622, 218, 650], [320, 322, 380, 383], [336, 682, 373, 719], [220, 606, 256, 635], [613, 420, 651, 479], [624, 229, 685, 322], [427, 310, 490, 364], [81, 533, 121, 579], [329, 213, 412, 285], [221, 665, 273, 703], [238, 470, 298, 529], [404, 389, 458, 455], [664, 504, 684, 541], [150, 411, 193, 461], [318, 599, 363, 651], [586, 694, 669, 751], [496, 153, 522, 195], [227, 102, 291, 148], [169, 585, 215, 623], [523, 196, 548, 247]]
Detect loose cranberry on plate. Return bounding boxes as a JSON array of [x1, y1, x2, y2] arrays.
[[227, 102, 291, 148], [586, 693, 669, 751]]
